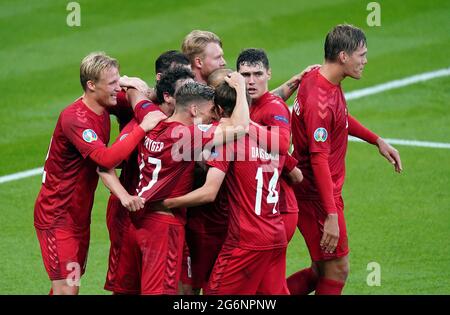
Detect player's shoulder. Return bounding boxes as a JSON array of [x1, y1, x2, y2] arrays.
[[135, 99, 160, 112], [60, 98, 100, 129]]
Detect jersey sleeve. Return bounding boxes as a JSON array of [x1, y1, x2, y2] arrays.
[[304, 94, 334, 154], [283, 154, 298, 174], [261, 99, 291, 131], [134, 100, 160, 124], [112, 119, 139, 145], [206, 144, 230, 173], [61, 111, 106, 159]]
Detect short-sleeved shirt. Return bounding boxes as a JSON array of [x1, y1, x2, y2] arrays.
[[34, 98, 110, 230], [207, 135, 287, 251], [134, 109, 217, 225], [116, 100, 162, 194], [186, 167, 229, 233], [291, 68, 348, 199], [250, 92, 298, 214]]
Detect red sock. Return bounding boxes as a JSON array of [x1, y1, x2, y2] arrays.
[[287, 267, 319, 295], [49, 288, 53, 295], [315, 277, 345, 295]]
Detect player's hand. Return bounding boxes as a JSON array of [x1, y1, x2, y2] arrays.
[[140, 111, 167, 132], [145, 88, 157, 102], [376, 138, 402, 173], [287, 167, 303, 185], [120, 195, 145, 212], [224, 71, 245, 91], [120, 75, 150, 94], [291, 64, 321, 87], [321, 214, 339, 254]]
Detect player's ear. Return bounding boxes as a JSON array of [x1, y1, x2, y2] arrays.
[[86, 80, 96, 92], [338, 51, 347, 64], [267, 68, 272, 80], [190, 104, 198, 117], [156, 73, 162, 82], [194, 56, 203, 69], [163, 92, 171, 104]]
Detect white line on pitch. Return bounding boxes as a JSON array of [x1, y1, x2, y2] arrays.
[[0, 167, 43, 184], [1, 67, 449, 185], [345, 68, 450, 100], [348, 136, 450, 149]]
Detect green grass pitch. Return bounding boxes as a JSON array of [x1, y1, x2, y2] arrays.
[[0, 0, 449, 294]]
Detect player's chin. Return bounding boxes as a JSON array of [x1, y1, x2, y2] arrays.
[[107, 96, 118, 106], [350, 71, 363, 80]]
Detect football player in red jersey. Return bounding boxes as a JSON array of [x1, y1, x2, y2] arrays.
[[34, 52, 165, 295], [288, 24, 402, 295], [100, 65, 195, 295], [161, 80, 291, 295], [237, 48, 304, 242], [103, 72, 249, 294]]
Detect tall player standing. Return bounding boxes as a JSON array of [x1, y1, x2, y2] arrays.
[[236, 48, 303, 242], [33, 52, 165, 295], [288, 24, 402, 295]]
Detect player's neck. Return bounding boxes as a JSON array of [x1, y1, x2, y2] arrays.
[[320, 63, 344, 85], [159, 102, 172, 117], [193, 69, 207, 84], [166, 110, 191, 125], [82, 93, 105, 115]]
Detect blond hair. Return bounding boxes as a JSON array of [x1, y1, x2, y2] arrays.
[[181, 30, 222, 64], [207, 68, 232, 89], [80, 52, 119, 90]]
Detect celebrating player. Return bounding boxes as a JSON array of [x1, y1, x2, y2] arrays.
[[288, 24, 402, 295], [33, 52, 165, 295]]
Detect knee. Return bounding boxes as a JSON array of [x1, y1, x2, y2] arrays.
[[53, 283, 79, 295], [335, 261, 349, 281]]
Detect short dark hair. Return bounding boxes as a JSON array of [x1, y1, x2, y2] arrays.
[[214, 81, 251, 117], [155, 50, 190, 75], [236, 48, 269, 71], [155, 66, 195, 104], [324, 24, 367, 61], [175, 81, 215, 108]]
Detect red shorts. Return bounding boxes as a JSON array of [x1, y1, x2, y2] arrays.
[[35, 226, 90, 282], [205, 244, 289, 295], [297, 196, 349, 262], [185, 227, 227, 290], [134, 213, 185, 295], [281, 212, 298, 243], [104, 196, 140, 294]]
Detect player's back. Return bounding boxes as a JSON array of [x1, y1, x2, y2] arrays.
[[208, 136, 287, 251], [136, 121, 195, 206]]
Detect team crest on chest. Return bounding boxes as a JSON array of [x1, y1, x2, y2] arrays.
[[314, 127, 328, 142], [82, 129, 98, 143]]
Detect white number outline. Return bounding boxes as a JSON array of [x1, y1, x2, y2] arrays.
[[254, 167, 279, 215], [137, 155, 161, 197]]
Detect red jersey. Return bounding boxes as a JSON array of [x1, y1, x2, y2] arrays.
[[291, 68, 348, 199], [117, 100, 162, 194], [186, 167, 229, 233], [207, 136, 287, 250], [250, 92, 298, 214], [34, 98, 110, 230], [134, 108, 216, 224]]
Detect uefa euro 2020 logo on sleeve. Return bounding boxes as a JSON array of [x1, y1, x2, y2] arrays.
[[314, 127, 328, 142], [82, 129, 98, 143]]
